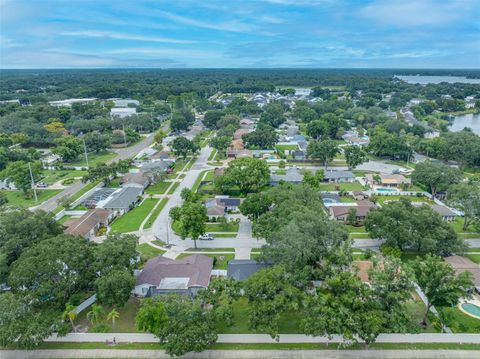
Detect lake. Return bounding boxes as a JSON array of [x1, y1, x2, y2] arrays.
[[450, 113, 480, 135], [395, 75, 480, 85]]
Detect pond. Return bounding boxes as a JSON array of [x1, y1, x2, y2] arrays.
[[395, 75, 480, 85], [450, 113, 480, 135]]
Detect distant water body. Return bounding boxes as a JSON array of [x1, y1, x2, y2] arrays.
[[450, 113, 480, 135], [395, 75, 480, 85]]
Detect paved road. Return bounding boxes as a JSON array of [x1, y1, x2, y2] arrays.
[[2, 349, 479, 359], [113, 133, 154, 161]]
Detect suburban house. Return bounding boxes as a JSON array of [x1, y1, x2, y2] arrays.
[[227, 260, 270, 281], [365, 173, 411, 188], [82, 188, 117, 208], [292, 150, 306, 161], [412, 203, 458, 222], [101, 186, 143, 216], [64, 208, 113, 240], [444, 256, 480, 292], [329, 200, 377, 224], [227, 149, 253, 159], [270, 168, 304, 186], [230, 139, 244, 151], [323, 170, 355, 183], [234, 128, 250, 140], [121, 172, 150, 189], [240, 118, 255, 129], [134, 254, 213, 297], [205, 196, 242, 218]]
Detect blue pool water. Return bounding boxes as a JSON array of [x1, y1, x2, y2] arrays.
[[323, 198, 337, 204], [461, 303, 480, 318], [376, 188, 398, 193]]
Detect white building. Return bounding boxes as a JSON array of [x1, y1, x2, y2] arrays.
[[49, 98, 97, 107], [110, 107, 137, 118]]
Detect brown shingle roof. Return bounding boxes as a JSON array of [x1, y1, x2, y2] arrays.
[[329, 201, 376, 218], [444, 256, 480, 287], [136, 254, 213, 289], [64, 208, 111, 237]]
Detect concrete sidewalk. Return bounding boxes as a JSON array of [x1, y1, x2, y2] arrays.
[[2, 349, 480, 359], [44, 333, 480, 344]]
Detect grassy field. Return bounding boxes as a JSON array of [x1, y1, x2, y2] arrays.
[[145, 181, 171, 195], [143, 198, 168, 229], [450, 218, 479, 234], [67, 151, 117, 167], [318, 182, 364, 191], [208, 149, 218, 161], [136, 243, 166, 260], [110, 199, 158, 233], [205, 222, 239, 233], [41, 169, 87, 185], [0, 189, 62, 207]]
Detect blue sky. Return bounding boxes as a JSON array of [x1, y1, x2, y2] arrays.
[[1, 0, 479, 68]]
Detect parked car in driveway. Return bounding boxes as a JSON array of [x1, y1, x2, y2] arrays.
[[199, 234, 214, 240]]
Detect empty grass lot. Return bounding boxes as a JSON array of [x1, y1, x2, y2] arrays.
[[67, 151, 117, 167], [145, 181, 171, 195], [41, 169, 87, 184], [143, 198, 168, 229], [110, 199, 158, 233], [0, 189, 63, 207]]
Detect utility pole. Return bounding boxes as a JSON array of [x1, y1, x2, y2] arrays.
[[122, 123, 127, 147], [82, 139, 89, 169], [28, 162, 38, 203]]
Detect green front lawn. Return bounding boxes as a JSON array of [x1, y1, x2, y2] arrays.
[[466, 254, 480, 264], [145, 181, 171, 195], [0, 189, 63, 207], [110, 199, 158, 233], [373, 195, 434, 206], [318, 182, 364, 191], [67, 151, 117, 167], [136, 243, 166, 260], [344, 224, 367, 233], [205, 222, 239, 233], [177, 253, 234, 270], [167, 182, 180, 194], [143, 198, 168, 229], [450, 217, 479, 234]]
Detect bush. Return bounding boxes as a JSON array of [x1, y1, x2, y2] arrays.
[[62, 178, 75, 185], [90, 323, 110, 333], [67, 293, 85, 306], [380, 244, 401, 258]]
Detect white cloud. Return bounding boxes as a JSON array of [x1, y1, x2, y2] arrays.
[[358, 0, 474, 27], [59, 30, 195, 44], [156, 10, 254, 33]]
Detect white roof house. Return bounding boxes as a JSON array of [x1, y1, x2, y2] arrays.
[[111, 107, 137, 118], [49, 98, 97, 107]]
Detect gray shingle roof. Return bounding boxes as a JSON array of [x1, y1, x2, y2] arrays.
[[324, 170, 355, 180], [103, 187, 143, 210], [227, 260, 270, 281]]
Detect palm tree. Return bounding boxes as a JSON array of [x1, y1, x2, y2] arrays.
[[106, 308, 120, 330], [62, 304, 77, 332], [86, 304, 104, 325]]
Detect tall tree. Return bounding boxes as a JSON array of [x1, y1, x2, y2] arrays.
[[107, 308, 120, 330], [0, 160, 42, 195], [447, 183, 480, 230], [307, 139, 339, 169], [86, 304, 104, 325], [214, 157, 270, 195], [412, 255, 473, 326], [210, 136, 231, 157], [136, 295, 218, 357], [170, 202, 207, 248], [344, 145, 367, 170], [63, 304, 78, 332], [95, 269, 136, 307], [83, 131, 111, 153], [53, 135, 83, 162], [412, 161, 463, 198], [239, 192, 272, 220], [171, 136, 199, 159]]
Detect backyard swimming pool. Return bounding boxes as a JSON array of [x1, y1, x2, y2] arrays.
[[376, 188, 398, 193], [460, 303, 480, 319]]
